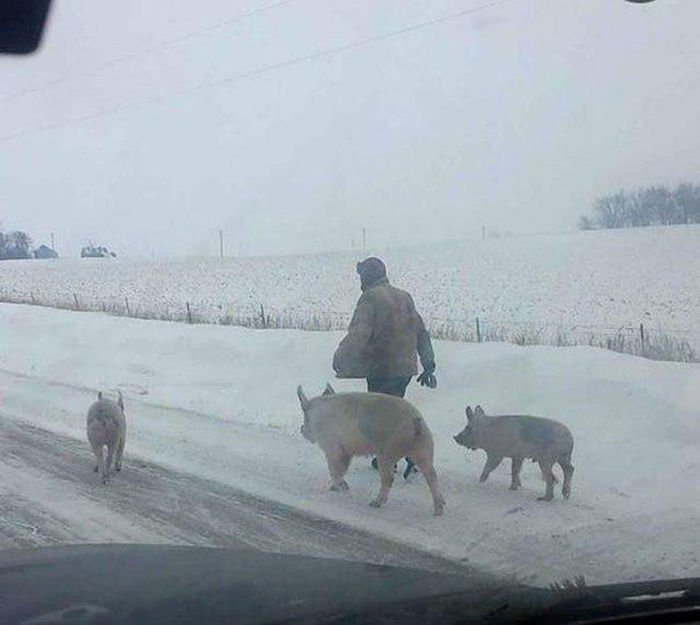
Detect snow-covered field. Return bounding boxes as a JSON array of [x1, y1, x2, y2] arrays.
[[1, 303, 698, 585], [1, 226, 699, 351]]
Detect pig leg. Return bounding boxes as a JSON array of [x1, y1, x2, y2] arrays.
[[369, 455, 397, 508], [559, 455, 574, 499], [104, 444, 116, 485], [325, 448, 350, 491], [510, 456, 524, 490], [414, 456, 445, 516], [115, 435, 125, 472], [538, 464, 558, 484], [92, 444, 104, 481], [537, 459, 556, 501], [479, 454, 503, 483]]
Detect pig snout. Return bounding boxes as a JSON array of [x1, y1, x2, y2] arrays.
[[453, 432, 472, 448]]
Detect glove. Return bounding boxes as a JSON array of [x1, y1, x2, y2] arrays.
[[417, 371, 437, 388], [417, 363, 437, 389]]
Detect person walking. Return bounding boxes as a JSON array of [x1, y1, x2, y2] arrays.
[[332, 257, 437, 477]]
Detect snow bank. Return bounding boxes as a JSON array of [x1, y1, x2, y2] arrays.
[[1, 303, 698, 585]]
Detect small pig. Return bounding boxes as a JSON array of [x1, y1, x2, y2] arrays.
[[297, 383, 445, 515], [86, 390, 127, 485], [453, 405, 574, 501]]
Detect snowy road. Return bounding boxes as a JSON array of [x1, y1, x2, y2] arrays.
[[0, 413, 471, 576]]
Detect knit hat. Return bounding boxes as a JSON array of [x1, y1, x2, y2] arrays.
[[356, 257, 387, 291]]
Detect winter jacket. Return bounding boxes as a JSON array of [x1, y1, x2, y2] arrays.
[[333, 277, 435, 379]]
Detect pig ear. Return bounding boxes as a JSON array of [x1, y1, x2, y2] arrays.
[[297, 385, 310, 411], [475, 405, 485, 417], [322, 383, 335, 396], [465, 406, 474, 422]]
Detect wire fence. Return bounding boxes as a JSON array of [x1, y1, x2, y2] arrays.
[[1, 290, 697, 363]]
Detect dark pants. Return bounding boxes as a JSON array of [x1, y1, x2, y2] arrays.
[[367, 376, 416, 477], [366, 376, 411, 398]]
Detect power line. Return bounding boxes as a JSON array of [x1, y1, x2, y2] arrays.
[[0, 0, 518, 145], [0, 0, 299, 103]]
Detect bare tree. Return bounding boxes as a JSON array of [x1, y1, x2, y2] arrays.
[[0, 230, 33, 260], [638, 186, 675, 226], [593, 191, 628, 228], [673, 182, 700, 224], [581, 182, 700, 230]]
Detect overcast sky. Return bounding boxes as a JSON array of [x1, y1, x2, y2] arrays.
[[0, 0, 698, 258]]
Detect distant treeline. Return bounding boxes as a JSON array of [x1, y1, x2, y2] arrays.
[[0, 229, 33, 260], [579, 183, 700, 230]]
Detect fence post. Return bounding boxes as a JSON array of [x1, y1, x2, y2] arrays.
[[125, 297, 131, 317], [73, 293, 80, 310], [186, 302, 192, 324], [640, 322, 645, 354], [30, 292, 36, 304], [476, 317, 482, 343], [260, 304, 266, 329]]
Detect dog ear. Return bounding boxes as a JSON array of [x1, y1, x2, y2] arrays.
[[98, 391, 103, 400], [465, 405, 473, 422], [297, 385, 310, 411], [323, 383, 335, 396], [474, 405, 485, 417]]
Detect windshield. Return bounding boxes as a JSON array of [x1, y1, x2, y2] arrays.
[[0, 0, 698, 603]]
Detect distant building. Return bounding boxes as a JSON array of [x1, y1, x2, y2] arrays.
[[34, 244, 58, 259], [81, 244, 116, 258]]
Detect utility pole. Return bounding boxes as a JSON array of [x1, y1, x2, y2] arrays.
[[219, 230, 224, 259]]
